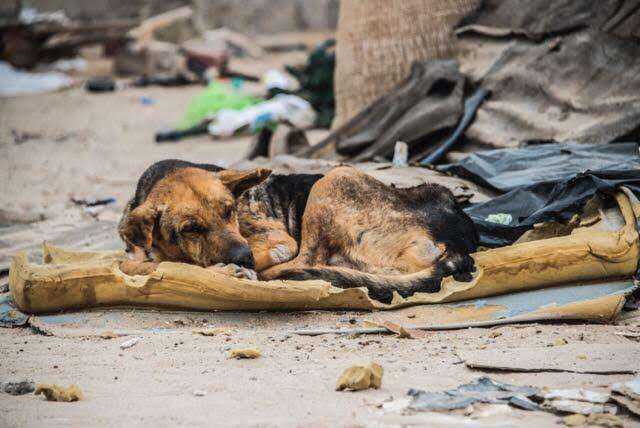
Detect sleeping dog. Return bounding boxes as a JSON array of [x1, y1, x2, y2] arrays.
[[119, 159, 478, 303]]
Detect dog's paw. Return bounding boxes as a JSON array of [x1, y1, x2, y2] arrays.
[[208, 263, 258, 280]]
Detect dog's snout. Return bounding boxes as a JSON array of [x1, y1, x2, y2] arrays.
[[228, 245, 255, 269]]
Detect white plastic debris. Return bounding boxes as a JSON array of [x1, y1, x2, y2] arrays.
[[262, 69, 296, 91], [119, 337, 140, 350], [392, 141, 409, 167], [0, 62, 73, 97], [19, 7, 70, 25], [208, 94, 316, 137]]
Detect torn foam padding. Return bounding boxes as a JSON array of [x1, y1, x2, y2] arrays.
[[8, 191, 638, 313]]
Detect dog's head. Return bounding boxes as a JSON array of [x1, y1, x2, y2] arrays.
[[119, 167, 271, 268]]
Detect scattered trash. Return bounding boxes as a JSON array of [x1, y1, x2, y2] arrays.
[[0, 61, 73, 97], [407, 377, 539, 412], [2, 8, 134, 69], [139, 96, 155, 105], [262, 69, 295, 92], [193, 327, 232, 337], [611, 377, 640, 417], [443, 142, 640, 194], [245, 121, 311, 160], [336, 362, 383, 391], [302, 60, 464, 160], [418, 87, 490, 165], [71, 196, 116, 218], [208, 94, 316, 138], [70, 197, 116, 207], [459, 344, 640, 374], [229, 348, 261, 359], [85, 77, 116, 93], [1, 378, 35, 395], [0, 294, 29, 328], [392, 142, 409, 167], [485, 213, 512, 225], [18, 7, 70, 25], [367, 321, 433, 339], [119, 337, 139, 350], [180, 81, 260, 130], [285, 39, 335, 128], [35, 384, 83, 402], [155, 120, 211, 143]]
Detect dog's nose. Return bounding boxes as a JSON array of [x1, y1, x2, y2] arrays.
[[228, 245, 255, 269]]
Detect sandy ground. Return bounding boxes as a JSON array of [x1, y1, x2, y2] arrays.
[[1, 52, 640, 427], [1, 313, 639, 427]]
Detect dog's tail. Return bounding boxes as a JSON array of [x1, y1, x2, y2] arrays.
[[274, 253, 476, 304]]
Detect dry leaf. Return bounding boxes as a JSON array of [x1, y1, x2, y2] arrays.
[[229, 348, 261, 359], [35, 384, 83, 402], [193, 328, 232, 337]]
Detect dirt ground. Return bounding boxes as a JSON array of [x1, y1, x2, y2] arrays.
[[1, 54, 640, 427]]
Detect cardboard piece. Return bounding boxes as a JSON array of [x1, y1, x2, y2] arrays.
[[8, 192, 639, 315]]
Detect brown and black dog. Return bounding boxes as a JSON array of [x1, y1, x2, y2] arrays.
[[119, 159, 478, 303]]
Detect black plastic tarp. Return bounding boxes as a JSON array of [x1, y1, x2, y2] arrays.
[[443, 142, 640, 192], [445, 143, 640, 247]]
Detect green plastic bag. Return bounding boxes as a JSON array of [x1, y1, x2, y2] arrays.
[[180, 81, 261, 129]]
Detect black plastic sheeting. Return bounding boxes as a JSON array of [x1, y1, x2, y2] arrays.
[[443, 142, 640, 193], [444, 143, 640, 247]]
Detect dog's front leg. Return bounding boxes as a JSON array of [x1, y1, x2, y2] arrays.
[[207, 263, 258, 280], [247, 230, 298, 272]]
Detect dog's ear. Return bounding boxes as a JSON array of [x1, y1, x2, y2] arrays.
[[118, 202, 158, 252], [218, 168, 272, 197]]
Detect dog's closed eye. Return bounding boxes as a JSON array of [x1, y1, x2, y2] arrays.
[[221, 205, 234, 220], [180, 223, 207, 234]]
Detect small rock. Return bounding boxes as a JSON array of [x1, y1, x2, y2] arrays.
[[336, 362, 383, 391], [0, 378, 35, 395], [193, 390, 207, 397], [488, 331, 502, 339], [554, 338, 568, 346], [119, 337, 139, 350]]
